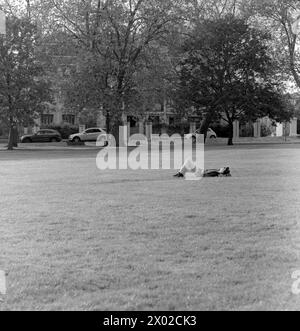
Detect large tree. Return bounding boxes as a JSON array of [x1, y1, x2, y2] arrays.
[[175, 16, 293, 145], [37, 0, 182, 138], [243, 0, 300, 90], [0, 16, 51, 150]]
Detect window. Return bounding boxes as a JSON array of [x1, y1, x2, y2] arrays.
[[86, 129, 101, 134], [128, 116, 138, 128], [41, 114, 54, 126], [62, 114, 75, 125], [169, 117, 175, 126], [149, 116, 160, 125], [45, 130, 56, 135]]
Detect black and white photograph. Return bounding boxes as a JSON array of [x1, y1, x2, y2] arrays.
[[1, 0, 300, 315]]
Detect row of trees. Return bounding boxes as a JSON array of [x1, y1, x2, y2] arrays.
[[0, 0, 299, 148]]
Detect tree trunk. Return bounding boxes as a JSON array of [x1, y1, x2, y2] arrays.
[[200, 111, 214, 143], [287, 31, 300, 89], [7, 125, 19, 150], [180, 121, 185, 137], [110, 112, 123, 147], [7, 127, 14, 151], [106, 110, 110, 134], [228, 121, 234, 146]]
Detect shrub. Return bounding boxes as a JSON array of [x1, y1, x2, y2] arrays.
[[240, 125, 254, 137], [167, 124, 190, 136], [0, 126, 8, 138], [210, 124, 231, 138], [152, 124, 163, 134], [261, 123, 273, 137]]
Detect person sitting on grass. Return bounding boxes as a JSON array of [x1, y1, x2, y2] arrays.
[[174, 159, 231, 178]]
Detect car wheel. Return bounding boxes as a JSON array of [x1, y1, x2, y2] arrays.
[[50, 138, 58, 143], [73, 137, 81, 143], [22, 138, 32, 143]]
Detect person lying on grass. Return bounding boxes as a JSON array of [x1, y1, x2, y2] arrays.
[[174, 159, 231, 178]]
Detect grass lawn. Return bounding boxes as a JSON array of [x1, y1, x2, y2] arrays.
[[1, 145, 300, 311]]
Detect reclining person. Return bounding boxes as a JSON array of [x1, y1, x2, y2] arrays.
[[174, 159, 231, 178]]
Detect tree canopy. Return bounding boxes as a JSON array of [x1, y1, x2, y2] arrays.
[[0, 0, 297, 148], [174, 16, 293, 145]]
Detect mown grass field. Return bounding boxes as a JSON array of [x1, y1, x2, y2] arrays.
[[0, 145, 300, 311]]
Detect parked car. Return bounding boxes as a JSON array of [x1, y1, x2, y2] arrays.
[[69, 128, 108, 144], [185, 128, 217, 143], [21, 129, 62, 143]]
